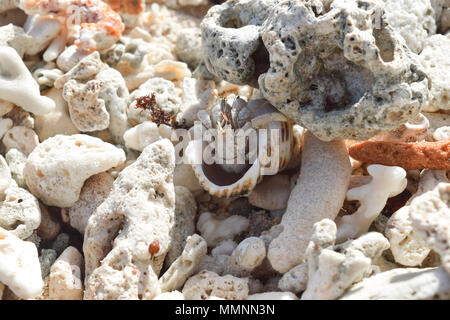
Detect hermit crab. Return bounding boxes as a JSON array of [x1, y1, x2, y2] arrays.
[[185, 97, 302, 197]]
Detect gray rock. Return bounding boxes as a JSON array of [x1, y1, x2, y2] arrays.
[[202, 0, 430, 141], [201, 0, 280, 86], [39, 249, 57, 278]]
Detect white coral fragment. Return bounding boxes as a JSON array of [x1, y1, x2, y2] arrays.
[[182, 270, 249, 300], [83, 139, 175, 300], [0, 46, 55, 115], [48, 246, 84, 300], [386, 170, 448, 266], [24, 134, 126, 207], [302, 219, 390, 300], [0, 226, 43, 299], [410, 181, 450, 274], [159, 234, 207, 293], [336, 165, 407, 242]]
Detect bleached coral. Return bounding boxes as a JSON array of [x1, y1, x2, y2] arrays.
[[336, 165, 407, 242]]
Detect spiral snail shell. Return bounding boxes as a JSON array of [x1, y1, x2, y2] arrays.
[[185, 98, 301, 197]]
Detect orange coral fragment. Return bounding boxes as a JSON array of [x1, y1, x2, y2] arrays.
[[348, 140, 450, 170], [104, 0, 145, 15]]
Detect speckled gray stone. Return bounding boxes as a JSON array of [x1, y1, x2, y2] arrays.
[[202, 0, 430, 141], [201, 0, 280, 86], [39, 249, 57, 278], [51, 233, 70, 256]]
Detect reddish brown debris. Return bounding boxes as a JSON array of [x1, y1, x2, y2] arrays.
[[135, 94, 172, 126], [348, 140, 450, 170]]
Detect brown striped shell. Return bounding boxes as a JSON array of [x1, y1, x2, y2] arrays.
[[185, 98, 302, 197]]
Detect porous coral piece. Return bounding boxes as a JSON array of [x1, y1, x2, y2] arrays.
[[348, 140, 450, 170], [0, 24, 32, 58], [341, 267, 450, 300], [62, 79, 110, 132], [302, 219, 390, 300], [226, 237, 266, 276], [65, 172, 114, 235], [127, 77, 181, 124], [336, 165, 407, 242], [197, 211, 249, 247], [0, 226, 43, 299], [54, 51, 107, 89], [203, 0, 430, 141], [159, 234, 207, 292], [386, 170, 448, 266], [201, 0, 280, 86], [83, 139, 175, 300], [410, 181, 450, 274], [0, 185, 41, 240], [103, 38, 151, 76], [2, 126, 39, 156], [166, 186, 197, 266], [48, 246, 84, 300], [383, 0, 438, 54], [35, 88, 80, 141], [182, 270, 249, 300], [0, 46, 55, 115], [95, 68, 130, 144], [24, 134, 126, 207], [418, 34, 450, 111], [267, 131, 351, 273]]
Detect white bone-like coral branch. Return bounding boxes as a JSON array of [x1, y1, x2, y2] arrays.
[[336, 164, 407, 243]]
